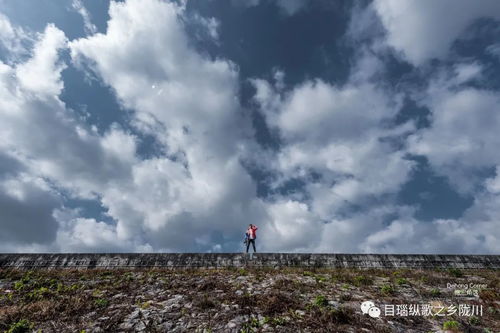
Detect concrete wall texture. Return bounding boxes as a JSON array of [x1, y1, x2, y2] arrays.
[[0, 253, 499, 269]]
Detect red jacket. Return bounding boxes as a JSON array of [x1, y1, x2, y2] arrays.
[[247, 226, 258, 239]]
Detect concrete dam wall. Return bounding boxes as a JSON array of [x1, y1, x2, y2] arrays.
[[0, 253, 499, 269]]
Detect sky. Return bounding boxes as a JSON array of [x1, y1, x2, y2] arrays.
[[0, 0, 499, 254]]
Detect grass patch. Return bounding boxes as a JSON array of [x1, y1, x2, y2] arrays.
[[314, 275, 328, 283], [240, 317, 262, 332], [447, 268, 463, 278], [263, 316, 287, 326], [442, 320, 460, 331], [302, 271, 314, 277], [430, 288, 441, 297], [468, 316, 480, 325], [380, 284, 395, 295], [14, 281, 25, 291], [353, 275, 373, 286], [94, 298, 109, 307], [27, 287, 51, 300], [0, 267, 497, 333], [6, 319, 33, 333], [313, 295, 329, 307], [395, 278, 408, 286]]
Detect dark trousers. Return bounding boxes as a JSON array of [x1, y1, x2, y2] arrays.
[[246, 239, 256, 253]]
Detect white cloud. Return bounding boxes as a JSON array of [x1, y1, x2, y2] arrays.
[[373, 0, 500, 65], [16, 24, 67, 96], [0, 160, 60, 246], [191, 14, 219, 40], [56, 217, 150, 252], [0, 18, 146, 250], [0, 12, 32, 58], [315, 175, 500, 253], [486, 166, 500, 193], [408, 67, 500, 193], [0, 46, 137, 199], [71, 0, 98, 35], [66, 0, 265, 251], [359, 168, 500, 254], [454, 62, 483, 84], [0, 12, 18, 45], [361, 220, 417, 253], [262, 200, 321, 252], [70, 0, 246, 160], [314, 205, 417, 253], [271, 81, 398, 142], [251, 57, 420, 252], [249, 38, 500, 254], [252, 66, 415, 216], [0, 0, 270, 253], [1, 0, 499, 255]]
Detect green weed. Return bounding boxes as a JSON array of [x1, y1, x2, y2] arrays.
[[94, 298, 109, 307], [442, 320, 460, 331], [6, 319, 33, 333], [380, 284, 394, 294], [395, 278, 408, 285], [313, 295, 329, 307]]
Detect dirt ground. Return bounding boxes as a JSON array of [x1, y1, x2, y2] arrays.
[[0, 267, 498, 332]]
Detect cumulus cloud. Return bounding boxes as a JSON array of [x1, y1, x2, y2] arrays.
[[0, 12, 31, 59], [373, 0, 500, 65], [66, 0, 265, 251], [0, 30, 136, 200], [0, 152, 60, 247], [250, 35, 499, 254], [71, 0, 98, 35], [262, 200, 321, 252], [316, 178, 500, 254], [15, 24, 67, 95], [0, 17, 145, 251], [56, 216, 150, 252], [388, 60, 500, 253], [408, 64, 500, 193], [0, 25, 64, 250], [314, 205, 416, 253], [359, 168, 500, 254], [191, 14, 219, 40], [334, 1, 500, 254], [252, 64, 415, 208], [251, 58, 420, 252], [0, 0, 269, 253], [1, 0, 499, 254]]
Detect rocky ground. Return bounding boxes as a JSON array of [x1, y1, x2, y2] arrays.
[[0, 267, 498, 332]]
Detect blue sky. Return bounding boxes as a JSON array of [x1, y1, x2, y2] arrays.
[[0, 0, 499, 253]]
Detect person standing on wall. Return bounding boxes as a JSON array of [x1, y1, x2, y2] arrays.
[[245, 224, 258, 253]]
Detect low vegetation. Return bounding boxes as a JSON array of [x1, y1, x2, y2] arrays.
[[0, 267, 497, 332]]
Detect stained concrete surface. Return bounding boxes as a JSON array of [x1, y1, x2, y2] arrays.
[[0, 253, 498, 269]]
